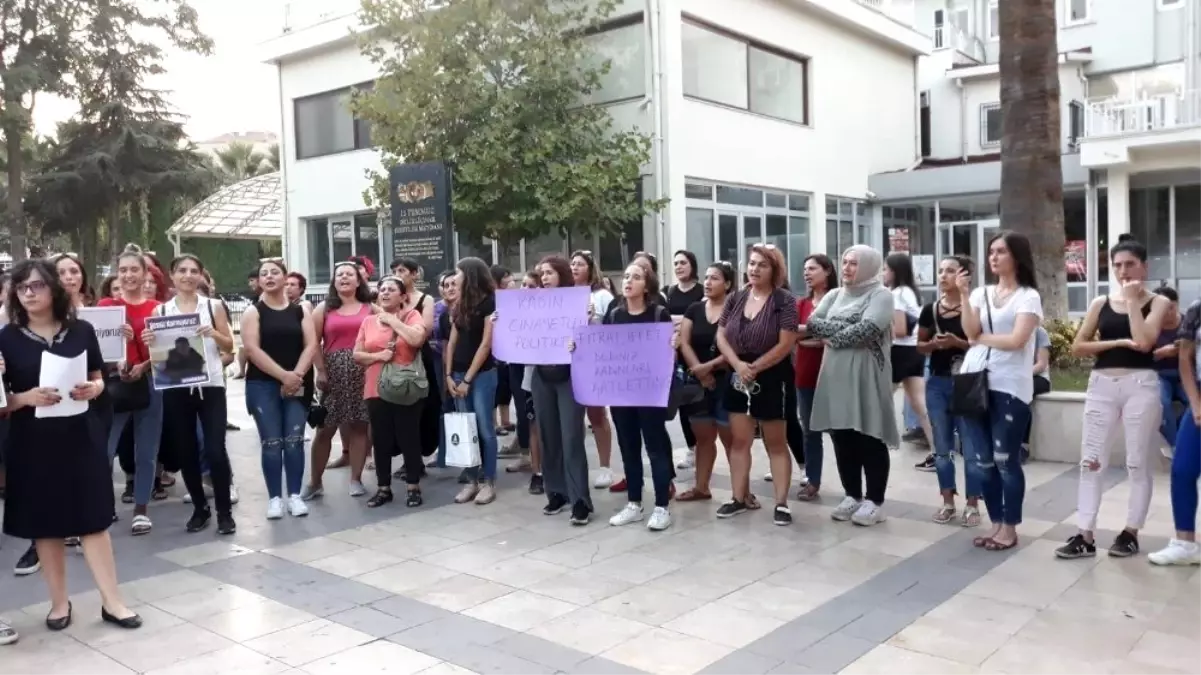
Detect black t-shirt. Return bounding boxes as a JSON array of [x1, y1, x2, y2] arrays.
[[451, 294, 496, 373], [603, 303, 672, 325], [683, 300, 720, 364], [917, 301, 967, 377], [666, 284, 704, 317]]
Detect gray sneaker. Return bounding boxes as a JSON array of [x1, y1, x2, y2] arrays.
[[0, 619, 17, 646], [831, 496, 861, 522]]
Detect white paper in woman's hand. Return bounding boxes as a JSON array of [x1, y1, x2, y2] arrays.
[[37, 352, 88, 418]]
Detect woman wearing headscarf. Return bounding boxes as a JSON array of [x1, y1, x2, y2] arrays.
[[804, 245, 897, 527]]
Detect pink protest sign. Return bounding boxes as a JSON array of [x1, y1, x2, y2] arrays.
[[570, 323, 674, 407], [492, 287, 590, 365]]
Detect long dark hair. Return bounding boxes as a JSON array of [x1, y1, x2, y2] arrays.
[[803, 253, 838, 297], [1111, 233, 1147, 262], [7, 259, 74, 327], [539, 255, 574, 289], [52, 253, 92, 304], [884, 253, 920, 299], [708, 261, 736, 295], [989, 230, 1038, 290], [627, 263, 661, 305], [673, 249, 698, 282], [490, 264, 511, 289], [325, 261, 373, 310], [452, 257, 496, 327]]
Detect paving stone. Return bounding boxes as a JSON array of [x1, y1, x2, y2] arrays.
[[839, 608, 925, 643], [790, 633, 876, 673], [438, 642, 556, 674], [743, 623, 835, 660], [563, 656, 649, 675], [491, 632, 592, 671], [387, 613, 520, 656], [698, 649, 785, 674], [327, 605, 424, 638]]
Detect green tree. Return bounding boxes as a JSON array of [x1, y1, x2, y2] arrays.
[[998, 0, 1067, 319], [214, 140, 272, 182], [354, 0, 660, 246], [264, 142, 280, 173], [0, 0, 211, 262]]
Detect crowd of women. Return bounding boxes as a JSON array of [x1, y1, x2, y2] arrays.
[[0, 227, 1199, 646]]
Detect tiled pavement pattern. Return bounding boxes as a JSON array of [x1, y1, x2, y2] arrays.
[[0, 383, 1197, 674]]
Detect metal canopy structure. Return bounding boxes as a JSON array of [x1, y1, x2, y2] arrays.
[[167, 172, 282, 253]]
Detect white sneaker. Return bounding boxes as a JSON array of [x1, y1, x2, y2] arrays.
[[851, 501, 885, 526], [763, 471, 773, 482], [182, 492, 193, 504], [831, 496, 861, 521], [1148, 538, 1201, 566], [349, 480, 367, 497], [676, 448, 695, 470], [609, 502, 644, 526], [229, 484, 240, 505], [647, 506, 672, 531], [593, 467, 614, 489], [266, 497, 284, 520], [288, 494, 309, 517]]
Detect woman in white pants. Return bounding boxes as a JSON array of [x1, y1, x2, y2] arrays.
[[1057, 234, 1170, 559]]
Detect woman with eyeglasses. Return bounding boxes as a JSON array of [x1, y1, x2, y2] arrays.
[[569, 250, 618, 490], [1, 259, 142, 632], [715, 244, 800, 525], [804, 245, 897, 527], [241, 258, 318, 520], [667, 250, 704, 472], [677, 261, 735, 501]]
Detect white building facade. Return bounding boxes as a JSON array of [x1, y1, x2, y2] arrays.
[[261, 0, 928, 290]]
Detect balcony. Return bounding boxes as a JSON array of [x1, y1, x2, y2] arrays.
[[932, 25, 984, 63], [282, 0, 359, 34], [854, 0, 916, 27], [1084, 90, 1201, 138]]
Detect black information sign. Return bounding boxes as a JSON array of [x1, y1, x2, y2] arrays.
[[389, 161, 454, 298]]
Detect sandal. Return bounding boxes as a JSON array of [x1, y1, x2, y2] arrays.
[[406, 489, 423, 508], [746, 494, 762, 510], [932, 504, 957, 524], [961, 505, 982, 528], [676, 488, 712, 502], [151, 487, 169, 501], [796, 484, 820, 502], [367, 489, 393, 508], [158, 473, 176, 488], [130, 515, 152, 536], [121, 484, 134, 504], [983, 536, 1018, 551], [973, 536, 992, 547]]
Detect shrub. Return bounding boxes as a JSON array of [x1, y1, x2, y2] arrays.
[[1045, 318, 1086, 369]]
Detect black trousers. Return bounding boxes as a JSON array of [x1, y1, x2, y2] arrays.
[[164, 387, 233, 515], [418, 347, 441, 457], [785, 384, 805, 467], [509, 362, 530, 449], [368, 398, 425, 488], [830, 429, 889, 505], [117, 419, 135, 477]]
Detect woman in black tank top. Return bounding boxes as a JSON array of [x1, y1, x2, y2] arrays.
[[1060, 235, 1171, 560]]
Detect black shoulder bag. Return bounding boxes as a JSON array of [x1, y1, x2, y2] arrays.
[[949, 289, 992, 418]]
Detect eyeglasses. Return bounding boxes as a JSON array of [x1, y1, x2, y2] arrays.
[[17, 280, 48, 295]]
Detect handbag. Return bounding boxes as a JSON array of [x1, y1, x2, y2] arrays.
[[444, 406, 481, 468], [378, 340, 429, 405], [105, 368, 150, 413], [306, 391, 328, 429], [949, 289, 993, 418], [666, 363, 705, 421]]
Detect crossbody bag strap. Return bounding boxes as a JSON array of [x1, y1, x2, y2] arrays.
[[983, 288, 994, 364]]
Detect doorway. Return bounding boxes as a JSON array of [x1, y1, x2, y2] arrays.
[[940, 218, 1000, 286]]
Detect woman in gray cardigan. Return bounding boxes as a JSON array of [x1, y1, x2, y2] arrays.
[[804, 245, 898, 527]]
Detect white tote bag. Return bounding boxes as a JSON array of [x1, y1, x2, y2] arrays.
[[444, 411, 481, 468]]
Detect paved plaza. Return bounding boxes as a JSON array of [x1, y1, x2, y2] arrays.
[[0, 382, 1197, 674]]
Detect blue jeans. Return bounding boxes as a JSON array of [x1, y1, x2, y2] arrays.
[[245, 379, 307, 499], [107, 384, 163, 507], [611, 406, 674, 508], [926, 376, 977, 497], [796, 388, 824, 487], [1160, 371, 1189, 447], [1171, 407, 1200, 533], [451, 368, 499, 481], [959, 390, 1030, 525]]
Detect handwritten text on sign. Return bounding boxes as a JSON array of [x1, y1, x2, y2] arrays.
[[571, 323, 674, 407], [492, 287, 590, 365]]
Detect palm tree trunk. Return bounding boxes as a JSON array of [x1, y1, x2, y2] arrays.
[[998, 0, 1067, 321]]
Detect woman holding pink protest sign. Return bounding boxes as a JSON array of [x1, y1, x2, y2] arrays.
[[570, 250, 617, 490], [527, 256, 593, 525]]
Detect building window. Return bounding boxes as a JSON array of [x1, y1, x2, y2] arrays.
[[305, 213, 382, 285], [1158, 0, 1184, 9], [681, 20, 807, 124], [987, 1, 998, 40], [294, 83, 374, 160], [825, 196, 867, 261], [582, 17, 646, 105], [980, 103, 1002, 148], [1068, 100, 1084, 150], [1177, 185, 1201, 306], [1066, 0, 1091, 24]]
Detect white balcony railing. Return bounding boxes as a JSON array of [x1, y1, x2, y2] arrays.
[[932, 25, 985, 62], [1084, 90, 1201, 138], [281, 0, 359, 33], [854, 0, 917, 26]]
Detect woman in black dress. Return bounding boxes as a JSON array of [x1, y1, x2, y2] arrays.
[[0, 259, 141, 631]]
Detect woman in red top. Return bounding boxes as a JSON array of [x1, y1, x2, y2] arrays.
[[99, 244, 162, 535], [794, 254, 837, 502]]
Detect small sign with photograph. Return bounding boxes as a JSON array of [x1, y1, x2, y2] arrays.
[[145, 313, 210, 390]]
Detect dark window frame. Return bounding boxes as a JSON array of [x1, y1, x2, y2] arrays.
[[980, 102, 1002, 148], [579, 13, 648, 107], [294, 81, 376, 160], [681, 17, 809, 126]]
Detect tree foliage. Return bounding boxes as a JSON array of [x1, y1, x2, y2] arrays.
[[0, 0, 212, 261], [214, 140, 274, 183], [998, 0, 1067, 319], [354, 0, 660, 246]]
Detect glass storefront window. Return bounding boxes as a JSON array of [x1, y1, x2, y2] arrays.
[[1176, 185, 1201, 306], [788, 216, 810, 295], [825, 196, 861, 260], [1130, 187, 1172, 283], [687, 208, 715, 266]]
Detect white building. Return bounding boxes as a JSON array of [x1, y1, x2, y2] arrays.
[[260, 0, 928, 289]]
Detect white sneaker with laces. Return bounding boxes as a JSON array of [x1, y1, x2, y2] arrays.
[[182, 492, 193, 504], [229, 484, 240, 504], [288, 494, 309, 517], [1148, 538, 1201, 566], [851, 501, 885, 526], [831, 496, 861, 521], [266, 497, 284, 520], [609, 502, 644, 526], [676, 448, 695, 470], [593, 467, 614, 489], [647, 506, 672, 531]]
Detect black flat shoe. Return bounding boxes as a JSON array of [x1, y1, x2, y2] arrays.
[[216, 513, 237, 536], [46, 603, 72, 631], [186, 508, 211, 533], [366, 489, 393, 508], [101, 607, 142, 629]]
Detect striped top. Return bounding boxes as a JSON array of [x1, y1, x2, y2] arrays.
[[719, 289, 798, 356]]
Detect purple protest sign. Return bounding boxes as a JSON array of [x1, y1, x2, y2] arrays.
[[570, 323, 674, 407], [492, 287, 591, 365]]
